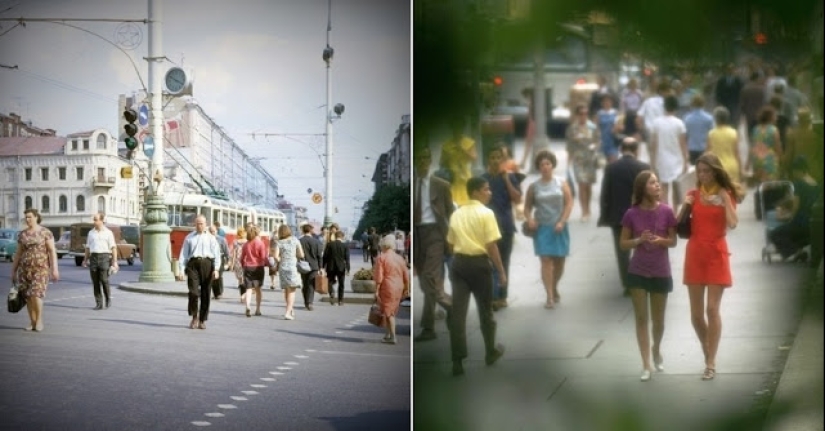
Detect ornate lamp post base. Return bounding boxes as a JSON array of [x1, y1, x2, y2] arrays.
[[139, 194, 175, 283]]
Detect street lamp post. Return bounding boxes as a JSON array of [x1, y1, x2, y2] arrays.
[[322, 0, 334, 228]]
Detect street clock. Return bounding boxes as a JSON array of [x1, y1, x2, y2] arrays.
[[164, 67, 191, 95]]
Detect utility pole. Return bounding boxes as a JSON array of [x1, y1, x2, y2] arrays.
[[139, 0, 174, 282], [323, 0, 334, 228]]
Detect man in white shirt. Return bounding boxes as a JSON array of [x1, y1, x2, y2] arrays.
[[177, 215, 221, 329], [83, 212, 118, 310], [650, 95, 688, 209]]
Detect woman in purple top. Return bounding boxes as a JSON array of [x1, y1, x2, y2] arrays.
[[620, 170, 678, 382]]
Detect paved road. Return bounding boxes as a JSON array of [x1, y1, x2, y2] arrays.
[[413, 138, 818, 431], [0, 250, 410, 430]]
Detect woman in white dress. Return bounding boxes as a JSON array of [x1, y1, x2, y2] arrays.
[[649, 95, 688, 210]]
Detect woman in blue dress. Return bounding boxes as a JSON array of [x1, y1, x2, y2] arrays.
[[523, 150, 574, 308]]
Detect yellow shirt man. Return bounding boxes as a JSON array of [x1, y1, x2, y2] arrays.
[[447, 200, 501, 256]]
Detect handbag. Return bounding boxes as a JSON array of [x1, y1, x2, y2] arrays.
[[368, 303, 385, 327], [314, 269, 329, 295], [521, 220, 537, 238], [297, 259, 311, 275], [8, 284, 25, 314], [676, 203, 692, 239]]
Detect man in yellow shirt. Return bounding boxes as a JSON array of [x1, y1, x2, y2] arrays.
[[447, 176, 507, 376]]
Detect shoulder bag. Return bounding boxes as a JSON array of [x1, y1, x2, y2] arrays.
[[676, 202, 692, 239], [297, 259, 312, 275]]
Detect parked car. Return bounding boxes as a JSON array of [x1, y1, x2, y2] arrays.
[[55, 231, 71, 259], [0, 228, 20, 262], [67, 223, 138, 266], [120, 225, 141, 256]]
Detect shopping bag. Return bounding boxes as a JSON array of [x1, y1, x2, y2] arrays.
[[368, 303, 385, 327], [8, 284, 25, 313], [314, 270, 329, 295]]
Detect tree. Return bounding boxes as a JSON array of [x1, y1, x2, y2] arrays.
[[354, 184, 410, 240]]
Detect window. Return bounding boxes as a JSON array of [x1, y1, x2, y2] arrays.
[[97, 167, 105, 182], [83, 139, 89, 150], [96, 134, 106, 149], [76, 167, 84, 181], [5, 168, 13, 182], [98, 196, 106, 213], [25, 196, 32, 209], [59, 195, 68, 213], [8, 196, 15, 211], [41, 196, 50, 213], [41, 167, 49, 181], [58, 167, 66, 180], [25, 168, 32, 181], [72, 140, 78, 150], [76, 195, 85, 212]]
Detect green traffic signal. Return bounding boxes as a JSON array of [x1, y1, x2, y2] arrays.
[[125, 136, 138, 150], [123, 108, 139, 152]]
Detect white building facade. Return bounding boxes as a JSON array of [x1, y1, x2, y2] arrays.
[[0, 129, 146, 230]]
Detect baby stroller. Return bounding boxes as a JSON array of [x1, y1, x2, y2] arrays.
[[758, 180, 795, 263]]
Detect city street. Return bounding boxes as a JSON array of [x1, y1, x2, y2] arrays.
[[0, 250, 410, 430], [413, 137, 819, 430]]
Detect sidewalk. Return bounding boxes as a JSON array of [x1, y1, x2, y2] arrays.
[[413, 139, 820, 430], [118, 249, 380, 305]]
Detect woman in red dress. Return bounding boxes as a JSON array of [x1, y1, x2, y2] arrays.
[[679, 153, 744, 380], [374, 235, 410, 344]]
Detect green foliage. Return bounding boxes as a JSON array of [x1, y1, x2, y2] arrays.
[[354, 183, 410, 240]]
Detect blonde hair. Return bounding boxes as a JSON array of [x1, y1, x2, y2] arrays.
[[380, 234, 395, 250]]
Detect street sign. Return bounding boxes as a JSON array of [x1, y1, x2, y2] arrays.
[[143, 135, 155, 158], [138, 104, 150, 127], [311, 192, 323, 204]]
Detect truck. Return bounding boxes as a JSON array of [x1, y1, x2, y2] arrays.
[[67, 223, 138, 266]]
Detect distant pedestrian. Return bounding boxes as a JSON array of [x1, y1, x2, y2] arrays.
[[240, 225, 268, 317], [714, 63, 744, 127], [361, 231, 370, 263], [596, 94, 619, 164], [637, 80, 670, 145], [683, 94, 714, 165], [368, 227, 381, 266], [177, 215, 222, 330], [208, 225, 229, 300], [213, 221, 226, 238], [82, 212, 118, 310], [298, 223, 323, 311], [10, 208, 59, 332], [739, 71, 766, 143], [681, 153, 744, 381], [374, 234, 410, 344], [273, 224, 304, 320], [481, 145, 522, 311], [413, 146, 454, 342], [649, 95, 688, 210], [598, 138, 650, 296], [523, 151, 573, 308], [565, 104, 600, 221], [228, 227, 247, 287], [620, 170, 678, 381], [322, 230, 350, 306], [746, 106, 782, 184], [446, 176, 506, 376], [707, 106, 743, 183], [268, 228, 278, 289]]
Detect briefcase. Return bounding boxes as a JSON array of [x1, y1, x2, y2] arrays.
[[315, 270, 329, 295]]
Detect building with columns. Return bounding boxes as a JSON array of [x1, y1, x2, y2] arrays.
[[0, 128, 146, 230]]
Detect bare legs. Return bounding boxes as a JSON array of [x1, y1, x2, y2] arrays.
[[283, 286, 297, 318], [540, 257, 566, 307], [25, 296, 44, 331], [687, 284, 724, 375], [254, 286, 263, 314], [578, 182, 592, 220], [661, 182, 683, 213], [630, 289, 669, 373], [385, 316, 397, 342]]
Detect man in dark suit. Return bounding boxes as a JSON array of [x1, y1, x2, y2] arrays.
[[322, 230, 350, 306], [597, 137, 650, 296], [739, 71, 767, 142], [413, 146, 455, 342], [367, 227, 381, 266], [714, 63, 744, 127], [298, 223, 323, 310]]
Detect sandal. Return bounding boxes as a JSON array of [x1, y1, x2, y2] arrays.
[[701, 368, 716, 381]]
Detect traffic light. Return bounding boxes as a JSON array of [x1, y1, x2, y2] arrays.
[[120, 166, 133, 179], [123, 108, 139, 152]]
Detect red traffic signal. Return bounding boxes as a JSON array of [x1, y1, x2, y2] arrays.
[[754, 32, 767, 45], [493, 76, 503, 86]]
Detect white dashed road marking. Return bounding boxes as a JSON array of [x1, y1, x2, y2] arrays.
[[294, 355, 309, 359], [276, 366, 292, 370], [204, 413, 224, 418], [241, 391, 259, 395], [269, 371, 283, 376], [250, 384, 266, 388], [284, 361, 299, 365], [230, 396, 248, 401], [217, 404, 237, 409], [260, 377, 276, 381], [191, 421, 211, 426]]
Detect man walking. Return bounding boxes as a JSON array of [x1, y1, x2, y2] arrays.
[[481, 145, 522, 311], [598, 138, 650, 297], [368, 227, 381, 266], [208, 224, 229, 300], [298, 223, 323, 310], [177, 215, 221, 329], [447, 176, 506, 376], [322, 230, 350, 306], [413, 146, 454, 342], [82, 212, 118, 310], [715, 63, 744, 127]]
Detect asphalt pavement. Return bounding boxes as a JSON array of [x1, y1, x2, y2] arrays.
[[412, 137, 823, 431]]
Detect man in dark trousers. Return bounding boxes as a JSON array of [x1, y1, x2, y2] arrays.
[[413, 146, 455, 342], [481, 145, 522, 311], [367, 227, 381, 266], [322, 230, 350, 306], [298, 223, 323, 310], [739, 71, 767, 142], [597, 137, 650, 297], [714, 63, 744, 127], [176, 215, 221, 330], [447, 176, 506, 376]]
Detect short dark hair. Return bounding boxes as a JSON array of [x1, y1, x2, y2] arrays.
[[466, 176, 488, 198], [533, 150, 557, 171], [301, 224, 313, 234], [664, 95, 679, 112], [24, 208, 42, 224]]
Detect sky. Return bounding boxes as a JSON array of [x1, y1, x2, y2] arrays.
[[0, 0, 410, 230]]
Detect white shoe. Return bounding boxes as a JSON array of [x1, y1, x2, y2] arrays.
[[654, 356, 665, 372], [284, 313, 294, 321], [640, 369, 652, 382]]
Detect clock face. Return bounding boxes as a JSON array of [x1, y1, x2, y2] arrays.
[[165, 67, 187, 93]]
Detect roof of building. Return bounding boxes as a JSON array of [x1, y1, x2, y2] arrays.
[[66, 130, 97, 138], [0, 136, 66, 157]]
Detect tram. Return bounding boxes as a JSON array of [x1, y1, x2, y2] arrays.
[[163, 192, 286, 259]]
